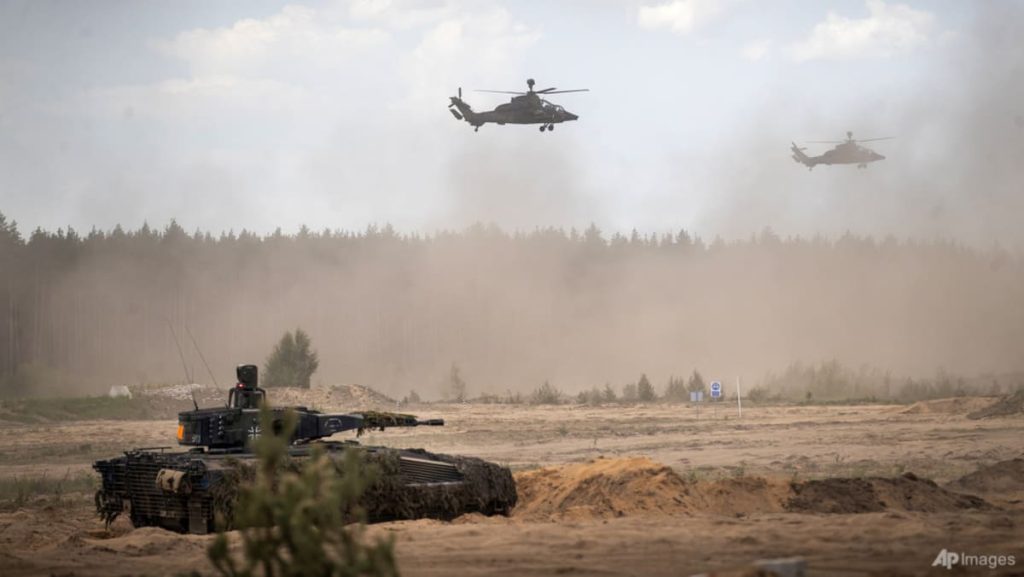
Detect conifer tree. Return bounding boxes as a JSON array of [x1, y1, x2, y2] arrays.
[[264, 328, 319, 388], [637, 373, 656, 402]]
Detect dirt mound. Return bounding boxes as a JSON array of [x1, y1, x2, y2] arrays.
[[513, 457, 691, 520], [257, 384, 396, 411], [514, 458, 992, 521], [948, 458, 1024, 495], [684, 476, 790, 516], [82, 526, 210, 557], [901, 397, 996, 416], [328, 384, 397, 407], [129, 382, 397, 411], [132, 383, 225, 413], [968, 390, 1024, 419], [787, 473, 990, 514], [515, 457, 789, 520]]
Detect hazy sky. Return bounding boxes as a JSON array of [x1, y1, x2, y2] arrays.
[[1, 0, 1021, 246]]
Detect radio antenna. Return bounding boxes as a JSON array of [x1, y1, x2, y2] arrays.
[[165, 318, 192, 384], [185, 325, 219, 389]]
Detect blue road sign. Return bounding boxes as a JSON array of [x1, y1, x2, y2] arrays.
[[710, 381, 722, 398]]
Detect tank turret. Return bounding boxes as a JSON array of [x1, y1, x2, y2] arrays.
[[177, 365, 443, 450]]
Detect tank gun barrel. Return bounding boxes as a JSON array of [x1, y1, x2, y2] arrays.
[[320, 411, 444, 438]]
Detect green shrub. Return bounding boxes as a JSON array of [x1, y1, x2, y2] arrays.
[[442, 363, 468, 402], [530, 381, 562, 405], [636, 374, 656, 402], [663, 375, 688, 402], [687, 370, 706, 395], [621, 383, 637, 402], [601, 383, 617, 403], [745, 386, 773, 402], [263, 328, 319, 388], [575, 386, 605, 405], [207, 407, 398, 577]]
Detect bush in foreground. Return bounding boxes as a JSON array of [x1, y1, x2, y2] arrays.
[[207, 407, 398, 577]]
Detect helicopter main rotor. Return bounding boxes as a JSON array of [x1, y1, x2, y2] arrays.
[[806, 131, 894, 144], [475, 78, 589, 96]]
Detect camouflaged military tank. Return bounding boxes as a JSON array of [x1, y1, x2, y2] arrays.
[[93, 365, 517, 534]]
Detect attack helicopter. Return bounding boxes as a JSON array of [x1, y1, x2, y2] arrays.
[[448, 78, 588, 132], [791, 131, 892, 170]]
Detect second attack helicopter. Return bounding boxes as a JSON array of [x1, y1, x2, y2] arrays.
[[448, 78, 588, 132], [791, 131, 892, 170]]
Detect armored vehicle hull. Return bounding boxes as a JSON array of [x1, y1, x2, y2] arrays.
[[94, 442, 517, 534]]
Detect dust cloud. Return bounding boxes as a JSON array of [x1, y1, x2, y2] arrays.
[[1, 221, 1022, 400], [444, 142, 588, 230]]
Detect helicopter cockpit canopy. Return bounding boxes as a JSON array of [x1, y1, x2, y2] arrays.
[[541, 100, 564, 112]]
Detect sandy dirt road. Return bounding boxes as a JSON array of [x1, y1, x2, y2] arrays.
[[0, 399, 1021, 576]]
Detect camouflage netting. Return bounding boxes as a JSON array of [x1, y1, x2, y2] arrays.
[[210, 457, 258, 529], [363, 448, 516, 521], [210, 446, 516, 529]]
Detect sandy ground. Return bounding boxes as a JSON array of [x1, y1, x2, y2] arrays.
[[0, 398, 1021, 576]]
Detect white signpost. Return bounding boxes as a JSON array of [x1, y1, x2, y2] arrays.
[[710, 381, 721, 418], [736, 376, 742, 418]]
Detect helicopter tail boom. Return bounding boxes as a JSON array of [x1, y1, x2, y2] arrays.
[[449, 92, 482, 128], [790, 142, 818, 168]]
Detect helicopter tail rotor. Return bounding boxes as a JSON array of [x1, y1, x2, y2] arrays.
[[449, 87, 466, 119], [448, 88, 479, 126]]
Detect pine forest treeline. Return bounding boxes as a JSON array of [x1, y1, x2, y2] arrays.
[[1, 212, 1023, 398]]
